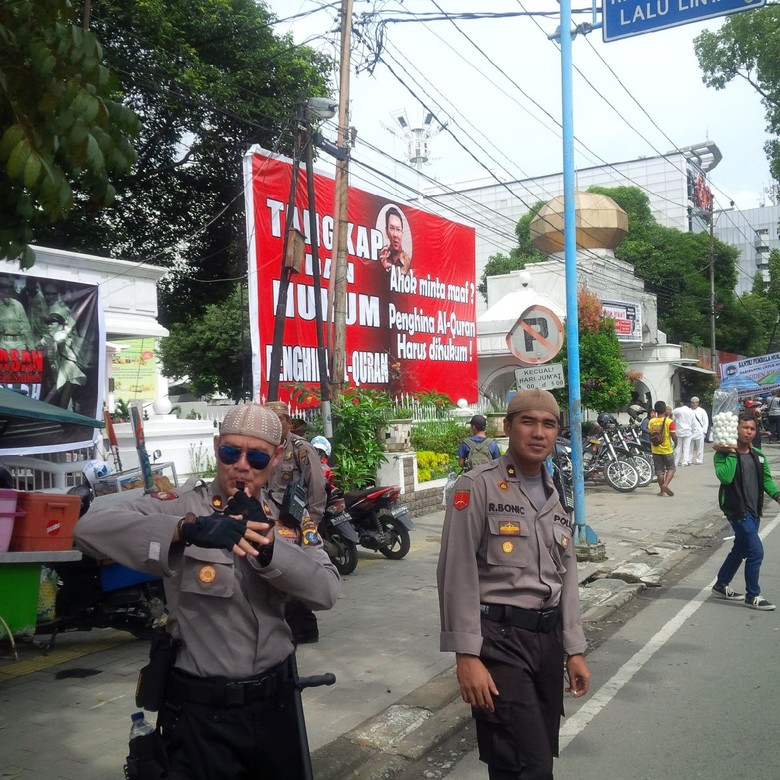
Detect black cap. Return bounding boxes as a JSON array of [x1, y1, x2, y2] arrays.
[[469, 414, 487, 431]]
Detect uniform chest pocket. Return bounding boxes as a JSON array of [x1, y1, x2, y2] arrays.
[[180, 547, 235, 598], [485, 516, 528, 568], [278, 461, 297, 484], [550, 524, 573, 573]]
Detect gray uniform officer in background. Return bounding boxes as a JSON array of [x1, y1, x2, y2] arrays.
[[264, 400, 328, 644], [437, 389, 590, 780], [75, 403, 339, 780]]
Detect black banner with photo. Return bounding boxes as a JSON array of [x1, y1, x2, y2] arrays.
[[0, 273, 104, 453]]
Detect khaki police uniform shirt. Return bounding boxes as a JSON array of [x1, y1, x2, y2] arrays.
[[437, 454, 587, 658], [74, 478, 339, 679], [264, 433, 328, 526]]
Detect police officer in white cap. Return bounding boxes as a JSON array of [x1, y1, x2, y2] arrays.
[[437, 389, 590, 780], [75, 403, 339, 779]]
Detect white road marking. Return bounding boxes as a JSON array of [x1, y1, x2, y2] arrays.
[[560, 512, 780, 751]]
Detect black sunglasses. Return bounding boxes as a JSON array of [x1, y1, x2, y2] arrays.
[[217, 445, 272, 471]]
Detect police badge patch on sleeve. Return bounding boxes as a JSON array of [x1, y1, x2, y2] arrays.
[[300, 517, 322, 546], [151, 491, 178, 501], [453, 490, 470, 510]]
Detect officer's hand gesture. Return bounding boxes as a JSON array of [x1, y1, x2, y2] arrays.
[[179, 513, 248, 551], [456, 653, 499, 712], [226, 484, 275, 557]]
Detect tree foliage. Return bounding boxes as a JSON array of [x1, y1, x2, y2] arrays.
[[554, 290, 632, 413], [158, 285, 249, 401], [586, 186, 740, 351], [26, 0, 332, 326], [0, 0, 139, 266], [694, 5, 780, 182]]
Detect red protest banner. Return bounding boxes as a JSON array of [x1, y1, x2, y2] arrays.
[[244, 148, 477, 402]]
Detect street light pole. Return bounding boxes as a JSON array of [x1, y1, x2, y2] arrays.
[[302, 128, 333, 440], [709, 207, 717, 375], [267, 115, 304, 401]]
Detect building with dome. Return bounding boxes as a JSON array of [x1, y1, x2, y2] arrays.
[[475, 191, 711, 413]]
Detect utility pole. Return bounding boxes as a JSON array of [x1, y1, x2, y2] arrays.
[[328, 0, 353, 401]]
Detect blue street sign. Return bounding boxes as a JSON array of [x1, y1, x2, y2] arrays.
[[603, 0, 766, 43]]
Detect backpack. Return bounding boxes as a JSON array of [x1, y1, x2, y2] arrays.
[[464, 437, 494, 470], [648, 418, 666, 447]]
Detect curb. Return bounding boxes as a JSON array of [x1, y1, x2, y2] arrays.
[[312, 508, 728, 780], [312, 667, 469, 780]]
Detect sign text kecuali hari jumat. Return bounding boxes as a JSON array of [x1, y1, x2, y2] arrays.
[[244, 148, 478, 401]]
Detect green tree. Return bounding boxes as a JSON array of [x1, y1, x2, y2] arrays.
[[158, 285, 249, 400], [29, 0, 332, 327], [0, 0, 140, 266], [554, 290, 632, 413], [586, 187, 741, 351], [694, 5, 780, 182]]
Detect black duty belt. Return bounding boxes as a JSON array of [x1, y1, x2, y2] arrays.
[[167, 656, 291, 707], [480, 603, 560, 633]]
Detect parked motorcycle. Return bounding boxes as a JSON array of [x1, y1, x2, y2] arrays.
[[597, 413, 653, 488], [344, 485, 414, 559], [558, 425, 640, 493], [320, 486, 359, 575], [36, 482, 166, 651]]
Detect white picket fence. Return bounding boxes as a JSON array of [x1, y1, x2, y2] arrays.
[[201, 396, 502, 427]]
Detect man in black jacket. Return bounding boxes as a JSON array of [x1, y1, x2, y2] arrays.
[[711, 412, 780, 610]]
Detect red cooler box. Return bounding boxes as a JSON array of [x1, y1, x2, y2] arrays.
[[9, 492, 81, 552]]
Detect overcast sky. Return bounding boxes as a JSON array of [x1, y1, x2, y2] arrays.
[[268, 1, 774, 215]]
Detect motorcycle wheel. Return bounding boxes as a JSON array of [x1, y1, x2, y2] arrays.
[[330, 533, 358, 575], [629, 454, 653, 487], [604, 458, 639, 492], [378, 511, 411, 560]]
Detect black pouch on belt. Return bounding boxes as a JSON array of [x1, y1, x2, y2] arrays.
[[124, 730, 169, 780], [136, 628, 177, 712]]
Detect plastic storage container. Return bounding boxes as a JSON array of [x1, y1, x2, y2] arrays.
[[9, 492, 81, 552], [0, 488, 23, 553]]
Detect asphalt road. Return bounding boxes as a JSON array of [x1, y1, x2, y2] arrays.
[[445, 510, 780, 780]]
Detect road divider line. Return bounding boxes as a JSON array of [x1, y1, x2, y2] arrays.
[[560, 513, 780, 751]]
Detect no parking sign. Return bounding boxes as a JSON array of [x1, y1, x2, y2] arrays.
[[506, 305, 564, 365]]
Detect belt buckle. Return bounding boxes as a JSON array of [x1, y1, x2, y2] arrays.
[[224, 681, 247, 706], [538, 608, 557, 631]]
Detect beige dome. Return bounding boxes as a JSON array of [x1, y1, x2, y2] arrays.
[[530, 192, 628, 254]]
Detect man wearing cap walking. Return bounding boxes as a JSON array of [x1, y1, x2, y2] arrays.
[[438, 389, 590, 780], [75, 403, 339, 779], [264, 400, 328, 644], [457, 414, 501, 471]]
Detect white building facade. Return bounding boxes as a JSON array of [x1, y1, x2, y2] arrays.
[[714, 204, 780, 295]]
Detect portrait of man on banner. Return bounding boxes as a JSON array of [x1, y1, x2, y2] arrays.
[[377, 204, 413, 274]]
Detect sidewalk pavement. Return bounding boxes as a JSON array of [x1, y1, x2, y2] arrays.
[[1, 452, 774, 779]]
